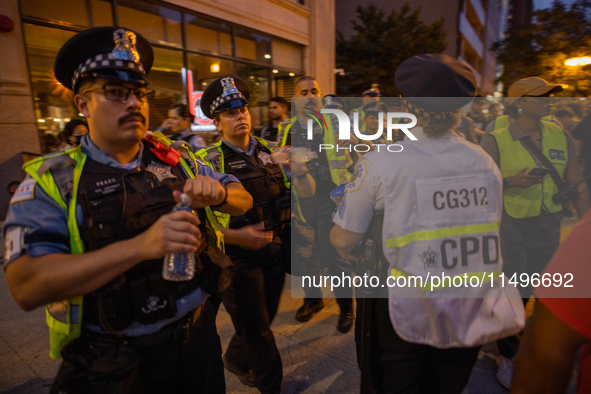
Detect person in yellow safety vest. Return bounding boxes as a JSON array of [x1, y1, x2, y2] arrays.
[[284, 76, 355, 333], [3, 27, 252, 393], [480, 76, 591, 389], [330, 53, 525, 393], [194, 76, 296, 393], [348, 84, 382, 135]]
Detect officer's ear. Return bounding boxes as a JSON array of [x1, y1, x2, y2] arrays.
[[74, 94, 91, 118], [213, 114, 222, 132]]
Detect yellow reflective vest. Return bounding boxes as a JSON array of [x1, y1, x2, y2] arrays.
[[24, 136, 223, 359], [491, 120, 567, 218], [278, 115, 353, 186], [194, 136, 293, 227]]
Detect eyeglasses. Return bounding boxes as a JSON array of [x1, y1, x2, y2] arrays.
[[82, 84, 155, 103]]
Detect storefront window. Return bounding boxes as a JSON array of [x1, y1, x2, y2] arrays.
[[24, 23, 78, 153], [21, 0, 90, 26], [148, 47, 184, 131], [272, 39, 303, 70], [117, 0, 182, 47], [237, 64, 271, 130], [235, 28, 272, 64], [91, 0, 113, 26], [185, 15, 232, 56]]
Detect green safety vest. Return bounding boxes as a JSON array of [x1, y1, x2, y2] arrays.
[[278, 116, 353, 186], [491, 121, 567, 218], [195, 136, 292, 227], [349, 107, 367, 134], [24, 135, 223, 359], [493, 115, 554, 131]]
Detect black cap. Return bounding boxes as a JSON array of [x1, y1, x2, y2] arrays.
[[323, 95, 346, 110], [54, 26, 154, 93], [362, 101, 387, 115], [395, 54, 476, 112], [200, 76, 250, 119]]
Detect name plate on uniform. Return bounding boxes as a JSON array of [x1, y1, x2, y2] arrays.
[[415, 173, 498, 219]]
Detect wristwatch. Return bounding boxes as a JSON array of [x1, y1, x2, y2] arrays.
[[295, 171, 309, 180]]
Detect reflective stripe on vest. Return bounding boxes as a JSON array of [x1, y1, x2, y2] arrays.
[[280, 116, 352, 185], [491, 121, 567, 217], [195, 137, 296, 226], [25, 139, 223, 359], [24, 147, 86, 359]]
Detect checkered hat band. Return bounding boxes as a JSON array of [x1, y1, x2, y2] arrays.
[[71, 53, 145, 88], [210, 92, 246, 114], [402, 99, 456, 121]]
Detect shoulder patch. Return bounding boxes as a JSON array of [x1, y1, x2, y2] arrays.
[[10, 178, 36, 204], [4, 226, 25, 262], [346, 161, 367, 192]]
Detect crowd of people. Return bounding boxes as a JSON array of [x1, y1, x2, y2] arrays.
[[3, 25, 591, 394]]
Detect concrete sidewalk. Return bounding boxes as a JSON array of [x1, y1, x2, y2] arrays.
[[0, 269, 579, 394]]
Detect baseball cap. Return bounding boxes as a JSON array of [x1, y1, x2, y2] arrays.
[[506, 77, 563, 105]]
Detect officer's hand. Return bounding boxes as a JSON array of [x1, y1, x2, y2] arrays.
[[226, 222, 274, 250], [160, 118, 174, 131], [136, 210, 202, 260], [179, 176, 226, 208], [507, 166, 545, 188]]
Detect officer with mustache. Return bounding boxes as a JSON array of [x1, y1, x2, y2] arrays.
[[3, 26, 252, 393]]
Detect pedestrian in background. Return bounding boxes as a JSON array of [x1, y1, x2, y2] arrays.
[[157, 103, 206, 152], [259, 97, 288, 141], [480, 76, 591, 389]]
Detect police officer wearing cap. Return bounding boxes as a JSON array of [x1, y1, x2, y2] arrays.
[[330, 54, 525, 393], [3, 27, 252, 393], [195, 76, 291, 393]]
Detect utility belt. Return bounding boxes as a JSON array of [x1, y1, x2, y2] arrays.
[[84, 259, 197, 332], [84, 310, 197, 350]]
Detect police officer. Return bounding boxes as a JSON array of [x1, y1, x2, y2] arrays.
[[330, 54, 525, 393], [277, 77, 355, 332], [3, 27, 252, 393], [196, 76, 291, 394]]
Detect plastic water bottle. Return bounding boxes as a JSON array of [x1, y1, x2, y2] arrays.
[[162, 193, 196, 281]]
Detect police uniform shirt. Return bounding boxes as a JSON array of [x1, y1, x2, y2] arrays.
[[3, 133, 238, 336], [331, 146, 386, 234]]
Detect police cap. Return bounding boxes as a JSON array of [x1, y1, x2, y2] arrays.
[[54, 26, 154, 93], [362, 101, 387, 116], [395, 54, 476, 112], [200, 76, 250, 119], [323, 94, 346, 111]]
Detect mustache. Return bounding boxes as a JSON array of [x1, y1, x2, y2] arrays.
[[118, 112, 146, 126], [306, 98, 317, 107]]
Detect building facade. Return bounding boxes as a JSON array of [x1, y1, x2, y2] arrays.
[[0, 0, 335, 158], [335, 0, 508, 96]]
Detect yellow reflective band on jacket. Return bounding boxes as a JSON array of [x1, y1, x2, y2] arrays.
[[386, 222, 500, 248], [491, 121, 567, 217], [195, 137, 293, 227], [389, 268, 503, 291], [23, 147, 86, 359], [24, 138, 223, 359], [493, 115, 554, 131], [279, 116, 353, 186], [349, 108, 367, 134]]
